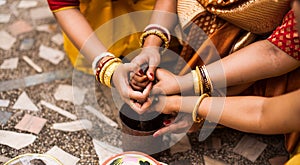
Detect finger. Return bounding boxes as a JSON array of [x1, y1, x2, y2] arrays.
[[132, 74, 148, 83], [130, 77, 149, 89], [127, 88, 148, 101], [123, 63, 139, 72], [130, 82, 144, 91], [127, 99, 142, 113], [146, 66, 156, 81], [153, 123, 178, 137], [133, 81, 150, 89], [153, 121, 189, 137], [139, 98, 153, 114], [142, 82, 153, 98]]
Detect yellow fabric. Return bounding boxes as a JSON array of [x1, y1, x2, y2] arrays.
[[52, 6, 79, 13], [63, 0, 155, 74], [286, 154, 300, 165]]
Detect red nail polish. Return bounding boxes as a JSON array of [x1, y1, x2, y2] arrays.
[[138, 69, 144, 75], [150, 73, 154, 78], [163, 119, 171, 125]]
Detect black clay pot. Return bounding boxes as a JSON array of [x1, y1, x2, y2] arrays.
[[119, 103, 166, 156]]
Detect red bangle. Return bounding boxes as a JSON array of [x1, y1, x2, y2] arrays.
[[95, 56, 114, 83]]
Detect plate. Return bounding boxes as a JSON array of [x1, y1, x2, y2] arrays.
[[102, 151, 160, 165], [4, 153, 62, 165]]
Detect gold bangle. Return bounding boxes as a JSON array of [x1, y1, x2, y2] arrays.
[[104, 62, 122, 88], [202, 65, 214, 94], [191, 70, 200, 95], [195, 66, 203, 95], [99, 58, 122, 84], [139, 29, 170, 49], [192, 93, 209, 123]]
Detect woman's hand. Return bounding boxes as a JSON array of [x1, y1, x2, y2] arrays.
[[131, 47, 161, 81], [147, 95, 194, 136], [151, 68, 182, 95], [153, 113, 194, 137], [148, 95, 199, 136], [130, 63, 151, 91], [112, 63, 152, 113]]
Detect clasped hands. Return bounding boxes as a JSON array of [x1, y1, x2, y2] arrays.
[[112, 48, 195, 136]]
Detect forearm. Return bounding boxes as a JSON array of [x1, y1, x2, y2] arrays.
[[176, 90, 300, 134], [207, 40, 300, 88], [143, 0, 177, 48], [54, 9, 106, 63]]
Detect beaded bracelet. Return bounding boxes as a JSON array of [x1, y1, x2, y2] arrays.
[[139, 29, 170, 49], [192, 93, 209, 123]]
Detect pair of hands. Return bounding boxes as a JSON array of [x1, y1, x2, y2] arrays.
[[112, 48, 196, 136], [112, 48, 178, 113]]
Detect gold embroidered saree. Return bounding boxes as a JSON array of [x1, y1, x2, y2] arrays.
[[176, 0, 300, 155]]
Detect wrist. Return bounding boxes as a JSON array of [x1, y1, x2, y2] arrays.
[[140, 48, 161, 63], [178, 73, 194, 94], [171, 95, 181, 113], [142, 35, 163, 48]]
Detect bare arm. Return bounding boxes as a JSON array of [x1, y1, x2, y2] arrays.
[[142, 0, 177, 48], [153, 89, 300, 136], [53, 9, 106, 63], [174, 89, 300, 134], [208, 40, 300, 88], [131, 0, 178, 81], [154, 40, 300, 95]]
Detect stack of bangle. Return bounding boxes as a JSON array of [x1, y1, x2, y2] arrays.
[[192, 65, 214, 96], [93, 52, 122, 88], [140, 24, 171, 51], [92, 52, 114, 74], [192, 93, 209, 123]]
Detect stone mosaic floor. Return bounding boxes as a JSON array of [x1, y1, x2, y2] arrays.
[[0, 0, 290, 164]]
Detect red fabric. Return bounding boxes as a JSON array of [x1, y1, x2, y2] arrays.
[[268, 10, 300, 61], [47, 0, 79, 11]]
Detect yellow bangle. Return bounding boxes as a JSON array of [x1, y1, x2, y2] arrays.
[[103, 62, 122, 88], [99, 58, 122, 84], [191, 70, 200, 95], [195, 66, 203, 95], [192, 93, 209, 123], [139, 29, 170, 49]]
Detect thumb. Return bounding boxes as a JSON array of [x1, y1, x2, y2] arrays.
[[146, 65, 156, 81], [123, 63, 139, 72], [146, 58, 159, 81]]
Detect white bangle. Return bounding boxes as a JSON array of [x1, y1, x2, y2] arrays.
[[92, 52, 115, 74]]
